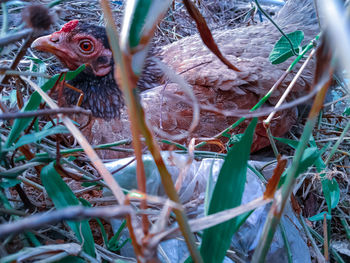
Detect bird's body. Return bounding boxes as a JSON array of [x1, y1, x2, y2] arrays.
[[144, 0, 317, 153], [31, 0, 318, 158]]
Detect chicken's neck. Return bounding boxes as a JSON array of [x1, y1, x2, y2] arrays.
[[65, 66, 123, 120]]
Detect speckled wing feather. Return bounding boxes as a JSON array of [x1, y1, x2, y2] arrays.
[[140, 0, 318, 152], [159, 0, 317, 103]]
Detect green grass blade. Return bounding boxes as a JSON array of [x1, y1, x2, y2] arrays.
[[41, 162, 95, 257], [1, 2, 8, 37], [128, 0, 151, 48], [199, 118, 258, 263], [4, 65, 85, 149], [309, 212, 332, 222], [4, 125, 68, 151], [80, 198, 109, 248], [274, 136, 299, 148]]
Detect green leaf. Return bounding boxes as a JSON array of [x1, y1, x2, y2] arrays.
[[27, 56, 47, 87], [4, 65, 85, 149], [43, 118, 60, 130], [309, 211, 332, 222], [199, 118, 258, 263], [344, 107, 350, 116], [274, 136, 299, 148], [121, 0, 171, 75], [287, 146, 323, 177], [0, 178, 21, 188], [321, 177, 340, 211], [279, 146, 321, 187], [226, 133, 244, 151], [269, 30, 304, 64], [313, 145, 340, 212], [309, 135, 318, 148], [80, 198, 108, 247], [56, 256, 85, 263], [41, 162, 95, 257], [108, 220, 129, 252], [221, 131, 231, 138], [128, 0, 151, 48], [295, 147, 320, 175], [1, 89, 17, 108], [279, 145, 326, 188], [0, 162, 44, 178], [4, 125, 68, 151], [340, 218, 350, 240], [204, 160, 216, 216]]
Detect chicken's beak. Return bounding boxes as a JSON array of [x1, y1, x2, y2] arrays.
[[31, 34, 59, 53], [31, 32, 80, 71]]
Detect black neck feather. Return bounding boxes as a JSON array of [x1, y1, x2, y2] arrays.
[[65, 66, 123, 120]]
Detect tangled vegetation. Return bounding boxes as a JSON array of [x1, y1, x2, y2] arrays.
[[0, 0, 349, 262]]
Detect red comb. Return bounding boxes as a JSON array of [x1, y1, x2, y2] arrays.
[[59, 20, 79, 33]]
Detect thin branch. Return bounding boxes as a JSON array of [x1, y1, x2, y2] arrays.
[[0, 28, 33, 47], [149, 197, 272, 246], [264, 48, 316, 125], [0, 107, 91, 120], [0, 205, 134, 239], [0, 34, 35, 92], [0, 68, 50, 78]]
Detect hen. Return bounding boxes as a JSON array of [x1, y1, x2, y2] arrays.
[[31, 0, 318, 158]]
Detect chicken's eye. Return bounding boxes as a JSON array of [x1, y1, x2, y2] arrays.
[[79, 40, 94, 53]]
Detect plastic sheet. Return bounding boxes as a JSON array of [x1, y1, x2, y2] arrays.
[[105, 152, 310, 262]]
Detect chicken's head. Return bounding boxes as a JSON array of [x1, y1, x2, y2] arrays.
[[31, 20, 113, 77]]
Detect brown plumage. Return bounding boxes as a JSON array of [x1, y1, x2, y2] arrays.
[[31, 0, 318, 158]]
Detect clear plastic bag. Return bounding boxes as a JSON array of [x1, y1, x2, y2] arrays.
[[105, 152, 310, 262]]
